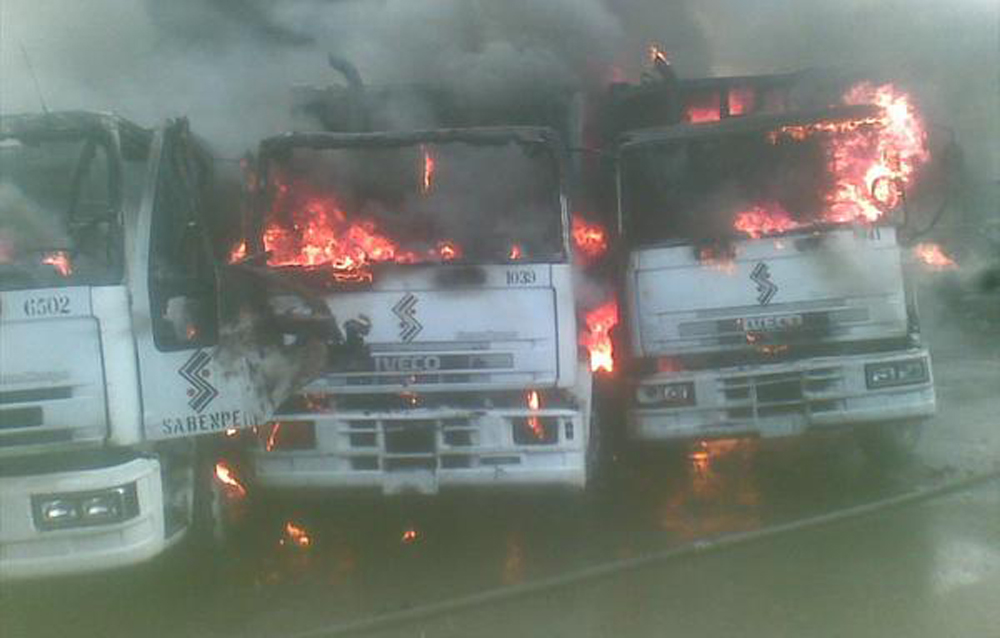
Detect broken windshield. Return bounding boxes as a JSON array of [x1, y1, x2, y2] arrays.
[[252, 137, 564, 282], [0, 134, 119, 290], [619, 116, 909, 245]]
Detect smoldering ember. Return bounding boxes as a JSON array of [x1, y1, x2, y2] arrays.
[[1, 2, 998, 638]]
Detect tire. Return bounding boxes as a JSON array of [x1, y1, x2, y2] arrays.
[[855, 419, 925, 464]]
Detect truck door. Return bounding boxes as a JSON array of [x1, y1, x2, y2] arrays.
[[133, 120, 275, 441]]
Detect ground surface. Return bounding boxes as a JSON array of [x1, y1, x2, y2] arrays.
[[3, 313, 999, 638]]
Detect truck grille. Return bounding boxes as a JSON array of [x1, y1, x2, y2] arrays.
[[720, 366, 845, 421]]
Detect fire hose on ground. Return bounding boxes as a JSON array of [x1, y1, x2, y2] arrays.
[[282, 468, 1000, 638]]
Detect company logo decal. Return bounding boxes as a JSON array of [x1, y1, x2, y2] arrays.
[[392, 293, 423, 342], [179, 349, 219, 413], [750, 262, 778, 306]]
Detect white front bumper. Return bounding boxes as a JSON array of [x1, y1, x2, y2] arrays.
[[0, 458, 167, 580], [629, 349, 937, 441], [253, 407, 588, 495]]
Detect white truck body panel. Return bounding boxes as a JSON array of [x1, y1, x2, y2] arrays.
[[625, 226, 936, 441], [254, 263, 590, 494], [628, 227, 909, 357]]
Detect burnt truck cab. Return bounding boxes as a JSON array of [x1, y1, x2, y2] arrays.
[[0, 112, 297, 580], [244, 126, 594, 495], [614, 98, 937, 454]]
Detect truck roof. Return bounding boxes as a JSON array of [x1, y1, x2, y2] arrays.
[[259, 125, 562, 155], [617, 104, 881, 150], [0, 111, 153, 158]]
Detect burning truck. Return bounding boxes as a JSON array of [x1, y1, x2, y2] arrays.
[[0, 112, 330, 579], [609, 62, 937, 457], [240, 64, 600, 495]]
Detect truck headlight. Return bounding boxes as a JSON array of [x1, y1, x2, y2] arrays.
[[32, 484, 139, 531], [636, 382, 696, 407], [865, 358, 929, 389]]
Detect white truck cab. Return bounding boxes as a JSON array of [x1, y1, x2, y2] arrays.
[[0, 112, 307, 579], [614, 102, 937, 455], [245, 127, 596, 495]]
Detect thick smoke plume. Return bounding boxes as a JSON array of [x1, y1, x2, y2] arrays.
[[1, 0, 995, 180]]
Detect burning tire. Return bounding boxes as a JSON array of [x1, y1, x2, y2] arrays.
[[854, 419, 925, 463]]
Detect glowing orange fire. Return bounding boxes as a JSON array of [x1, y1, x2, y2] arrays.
[[508, 244, 523, 261], [581, 299, 618, 373], [572, 215, 608, 261], [240, 185, 465, 282], [214, 461, 247, 498], [422, 146, 435, 194], [281, 521, 311, 548], [735, 83, 929, 238], [913, 242, 957, 271], [526, 390, 545, 440], [41, 251, 73, 277], [265, 422, 282, 452], [733, 204, 799, 238]]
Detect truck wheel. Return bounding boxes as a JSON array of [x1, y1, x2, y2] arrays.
[[855, 419, 925, 464]]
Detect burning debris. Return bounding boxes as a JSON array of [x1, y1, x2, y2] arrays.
[[914, 242, 957, 271]]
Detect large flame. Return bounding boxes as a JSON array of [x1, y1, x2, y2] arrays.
[[913, 242, 957, 271], [237, 184, 464, 282], [735, 83, 929, 238], [572, 215, 608, 261], [733, 204, 799, 239], [581, 299, 618, 373]]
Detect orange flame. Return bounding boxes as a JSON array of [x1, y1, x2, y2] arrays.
[[525, 390, 545, 440], [265, 422, 282, 452], [239, 184, 465, 282], [41, 251, 73, 277], [733, 204, 800, 239], [733, 84, 930, 238], [229, 240, 247, 264], [214, 461, 247, 498], [572, 215, 608, 261], [421, 146, 435, 194], [281, 521, 311, 548], [580, 299, 618, 373], [508, 244, 523, 261], [913, 242, 956, 271]]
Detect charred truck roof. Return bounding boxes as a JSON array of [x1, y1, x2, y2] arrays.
[[1, 111, 153, 160]]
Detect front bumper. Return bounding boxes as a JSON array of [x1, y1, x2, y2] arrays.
[[252, 407, 587, 495], [629, 349, 936, 441], [0, 458, 167, 580]]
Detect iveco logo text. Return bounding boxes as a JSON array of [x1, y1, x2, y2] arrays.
[[750, 262, 778, 305], [375, 355, 441, 372], [742, 314, 803, 331]]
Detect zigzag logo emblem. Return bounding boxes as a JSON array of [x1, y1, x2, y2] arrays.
[[392, 293, 422, 342], [750, 262, 778, 306], [179, 349, 219, 413]]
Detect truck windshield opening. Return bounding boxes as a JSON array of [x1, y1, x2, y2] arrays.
[[251, 139, 564, 283], [0, 135, 118, 290], [620, 118, 911, 245]]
